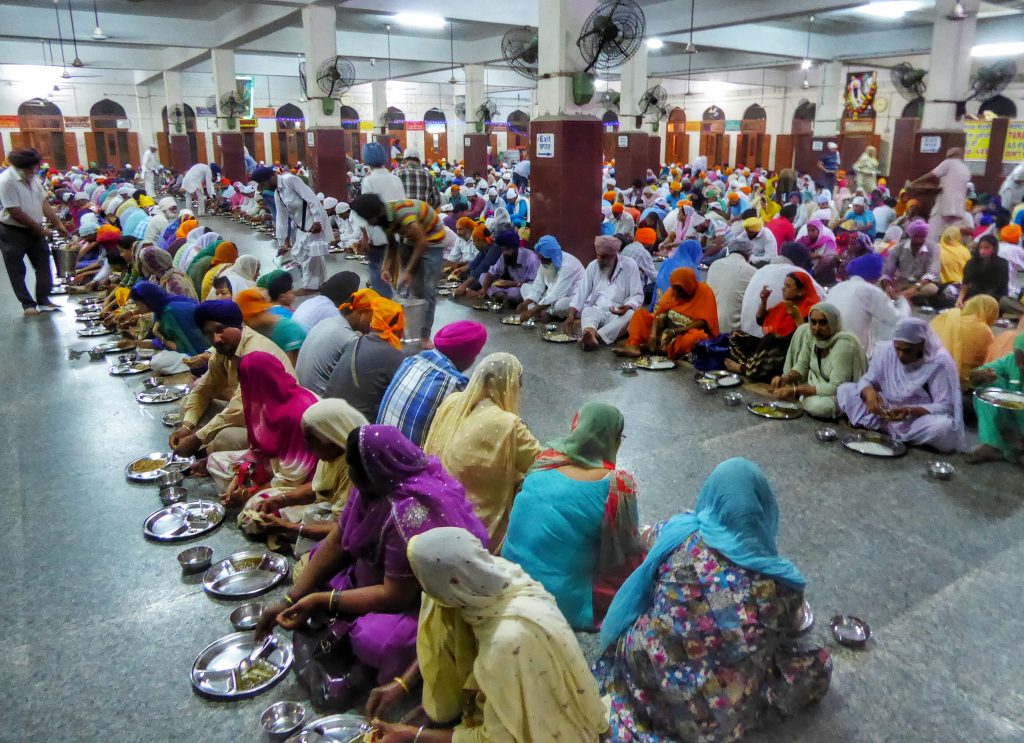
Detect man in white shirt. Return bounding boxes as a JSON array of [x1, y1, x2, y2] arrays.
[[142, 196, 178, 245], [705, 244, 756, 333], [565, 235, 644, 350], [729, 216, 778, 267], [0, 149, 69, 316], [182, 162, 217, 216], [141, 145, 160, 196], [333, 202, 361, 249], [518, 235, 585, 321], [253, 166, 331, 293], [872, 197, 897, 236], [826, 252, 909, 355], [357, 141, 406, 297]]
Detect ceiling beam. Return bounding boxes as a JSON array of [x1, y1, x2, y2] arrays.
[[642, 0, 863, 37]]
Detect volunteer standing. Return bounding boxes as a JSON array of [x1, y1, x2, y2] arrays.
[[141, 145, 160, 197]]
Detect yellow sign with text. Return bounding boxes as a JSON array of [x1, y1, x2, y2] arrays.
[[963, 120, 990, 162]]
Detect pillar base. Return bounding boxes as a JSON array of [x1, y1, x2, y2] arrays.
[[463, 133, 489, 178], [648, 135, 662, 171], [307, 128, 349, 201], [530, 115, 603, 264], [215, 132, 247, 183], [612, 131, 655, 189], [169, 134, 192, 174]]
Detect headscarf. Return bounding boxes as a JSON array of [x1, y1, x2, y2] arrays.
[[319, 271, 361, 306], [128, 281, 208, 355], [798, 219, 837, 256], [846, 252, 884, 282], [235, 287, 273, 320], [222, 254, 260, 295], [937, 226, 972, 284], [601, 458, 806, 648], [780, 241, 814, 272], [433, 321, 487, 369], [594, 235, 621, 257], [96, 224, 121, 244], [801, 303, 869, 383], [175, 218, 198, 240], [930, 295, 1000, 381], [742, 216, 764, 233], [534, 235, 563, 270], [409, 527, 608, 739], [211, 241, 238, 266], [761, 270, 820, 337], [238, 352, 319, 476], [137, 245, 197, 299], [532, 402, 623, 471], [653, 268, 719, 336], [302, 399, 368, 512], [194, 299, 243, 329]]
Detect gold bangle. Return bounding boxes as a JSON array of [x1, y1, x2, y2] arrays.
[[283, 594, 295, 606], [393, 676, 409, 694], [328, 589, 340, 614]]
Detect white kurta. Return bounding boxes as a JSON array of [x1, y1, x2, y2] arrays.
[[572, 255, 644, 345], [522, 252, 585, 316], [141, 149, 159, 196], [826, 276, 910, 356], [182, 163, 215, 215], [274, 173, 331, 290]]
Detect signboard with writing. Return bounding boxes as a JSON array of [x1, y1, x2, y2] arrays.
[[725, 119, 741, 132], [0, 115, 19, 128], [306, 131, 315, 148], [359, 120, 375, 132], [196, 105, 216, 117], [963, 120, 991, 161], [240, 118, 257, 129], [618, 135, 628, 148], [811, 141, 824, 152], [536, 133, 555, 158], [406, 120, 425, 131], [254, 107, 276, 119], [63, 116, 90, 128], [919, 135, 942, 154], [1003, 120, 1024, 163]]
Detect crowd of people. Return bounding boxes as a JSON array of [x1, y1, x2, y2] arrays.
[[2, 138, 1024, 742]]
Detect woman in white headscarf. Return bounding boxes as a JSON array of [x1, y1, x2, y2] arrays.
[[172, 225, 211, 272], [366, 527, 609, 743], [220, 254, 261, 296], [423, 353, 541, 548]]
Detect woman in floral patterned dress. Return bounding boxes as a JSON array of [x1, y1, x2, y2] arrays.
[[595, 458, 831, 742]]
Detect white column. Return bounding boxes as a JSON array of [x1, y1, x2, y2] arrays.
[[812, 62, 845, 137], [134, 84, 155, 152], [371, 80, 387, 130], [443, 82, 463, 161], [535, 0, 599, 116], [463, 64, 486, 131], [301, 4, 339, 128], [922, 0, 980, 129], [211, 48, 237, 132], [618, 47, 649, 132], [164, 70, 184, 123]]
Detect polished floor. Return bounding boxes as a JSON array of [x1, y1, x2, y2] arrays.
[[2, 216, 1023, 743]]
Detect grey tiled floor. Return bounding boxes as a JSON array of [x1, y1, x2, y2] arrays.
[[2, 216, 1022, 742]]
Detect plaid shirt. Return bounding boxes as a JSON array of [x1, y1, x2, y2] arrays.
[[397, 164, 440, 207], [376, 349, 468, 446]]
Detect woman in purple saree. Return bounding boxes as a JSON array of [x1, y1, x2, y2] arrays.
[[256, 424, 488, 709]]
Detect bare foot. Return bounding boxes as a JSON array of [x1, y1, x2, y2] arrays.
[[581, 329, 600, 351], [965, 445, 1004, 464], [613, 346, 643, 357]]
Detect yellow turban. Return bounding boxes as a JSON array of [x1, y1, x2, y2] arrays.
[[742, 217, 764, 232]]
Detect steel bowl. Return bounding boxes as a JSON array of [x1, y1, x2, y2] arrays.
[[153, 470, 185, 488], [88, 349, 106, 361], [117, 354, 133, 364], [698, 380, 718, 394], [545, 323, 559, 332], [722, 391, 743, 406], [230, 602, 266, 632], [177, 545, 214, 574], [142, 376, 162, 390], [830, 614, 872, 648], [928, 460, 955, 480], [159, 485, 188, 506], [522, 319, 537, 328], [620, 362, 638, 376], [261, 701, 306, 740], [815, 426, 838, 442]]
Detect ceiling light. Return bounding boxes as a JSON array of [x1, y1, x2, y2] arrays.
[[801, 59, 812, 70], [683, 41, 697, 54], [971, 41, 1024, 57], [801, 77, 810, 89], [947, 1, 967, 20], [391, 12, 447, 28], [91, 26, 107, 39], [646, 38, 663, 50], [855, 2, 923, 19]]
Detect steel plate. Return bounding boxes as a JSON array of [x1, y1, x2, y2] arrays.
[[202, 549, 290, 599], [143, 500, 225, 542], [746, 401, 804, 420], [125, 451, 194, 482], [162, 411, 184, 428], [841, 432, 907, 457], [136, 384, 189, 404], [292, 714, 373, 742], [75, 312, 102, 323], [501, 315, 523, 325], [109, 361, 151, 376], [636, 356, 676, 370], [77, 326, 114, 337], [91, 340, 129, 354], [190, 631, 293, 700], [974, 386, 1024, 411], [542, 331, 579, 343]]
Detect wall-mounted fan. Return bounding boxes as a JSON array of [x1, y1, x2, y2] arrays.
[[573, 0, 645, 105], [502, 28, 540, 80], [931, 59, 1017, 120], [638, 84, 668, 130], [219, 92, 247, 130], [890, 62, 926, 118], [599, 89, 621, 112], [475, 99, 499, 133], [315, 56, 356, 116]]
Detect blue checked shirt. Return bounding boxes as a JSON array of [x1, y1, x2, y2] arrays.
[[376, 350, 468, 445]]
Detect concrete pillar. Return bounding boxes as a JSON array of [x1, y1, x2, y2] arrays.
[[163, 70, 192, 173], [462, 64, 488, 175], [922, 0, 980, 130], [134, 84, 155, 159], [371, 80, 387, 131], [618, 48, 648, 132], [531, 0, 603, 261], [211, 48, 246, 181], [300, 4, 347, 199], [812, 62, 846, 138]]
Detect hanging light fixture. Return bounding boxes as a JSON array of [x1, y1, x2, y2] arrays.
[[447, 17, 457, 85], [52, 0, 70, 78], [684, 53, 693, 96], [67, 0, 84, 67], [801, 16, 814, 71], [684, 0, 697, 54], [91, 0, 107, 39]]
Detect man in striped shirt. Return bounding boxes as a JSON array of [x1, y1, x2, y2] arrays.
[[396, 150, 440, 207], [351, 194, 447, 345], [376, 320, 488, 446]]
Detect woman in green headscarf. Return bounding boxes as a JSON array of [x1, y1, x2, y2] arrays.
[[967, 333, 1024, 464], [771, 302, 868, 419], [501, 402, 644, 630]]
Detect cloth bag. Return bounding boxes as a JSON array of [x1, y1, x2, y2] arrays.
[[691, 333, 731, 371]]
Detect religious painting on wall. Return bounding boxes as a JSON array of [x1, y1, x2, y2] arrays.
[[235, 76, 255, 119], [844, 71, 878, 119]]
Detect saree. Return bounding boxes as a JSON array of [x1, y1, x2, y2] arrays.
[[931, 295, 999, 382], [974, 334, 1024, 459], [137, 245, 197, 299], [761, 271, 820, 337], [938, 225, 972, 284], [502, 403, 642, 630], [423, 353, 541, 546], [410, 528, 608, 742], [627, 267, 719, 358]]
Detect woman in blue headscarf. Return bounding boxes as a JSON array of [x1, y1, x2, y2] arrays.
[[649, 238, 703, 310], [596, 458, 832, 742], [128, 281, 209, 356]]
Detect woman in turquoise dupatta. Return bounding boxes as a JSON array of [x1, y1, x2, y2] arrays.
[[596, 458, 831, 742], [967, 333, 1024, 464], [128, 281, 209, 356], [501, 402, 642, 631]]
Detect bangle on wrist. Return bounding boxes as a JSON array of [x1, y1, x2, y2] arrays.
[[283, 594, 295, 606], [414, 726, 425, 743], [393, 676, 410, 694]]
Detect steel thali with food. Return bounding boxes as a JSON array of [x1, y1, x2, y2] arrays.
[[202, 549, 290, 599], [542, 331, 579, 343], [841, 432, 908, 457], [974, 387, 1024, 411], [143, 500, 225, 542], [694, 370, 742, 387], [636, 356, 676, 370], [190, 630, 293, 699], [109, 361, 151, 376], [77, 326, 114, 337], [125, 452, 194, 482], [746, 401, 804, 420], [136, 384, 190, 404], [289, 714, 374, 742]]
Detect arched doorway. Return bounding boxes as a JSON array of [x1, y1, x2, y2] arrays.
[[506, 110, 530, 153], [15, 99, 74, 169], [791, 100, 819, 176], [274, 103, 306, 165], [738, 103, 768, 168], [423, 108, 448, 164], [666, 107, 687, 166], [602, 110, 620, 161], [336, 104, 363, 162], [699, 105, 727, 167], [385, 106, 406, 156], [978, 94, 1016, 119], [87, 99, 137, 171], [160, 104, 202, 168]]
